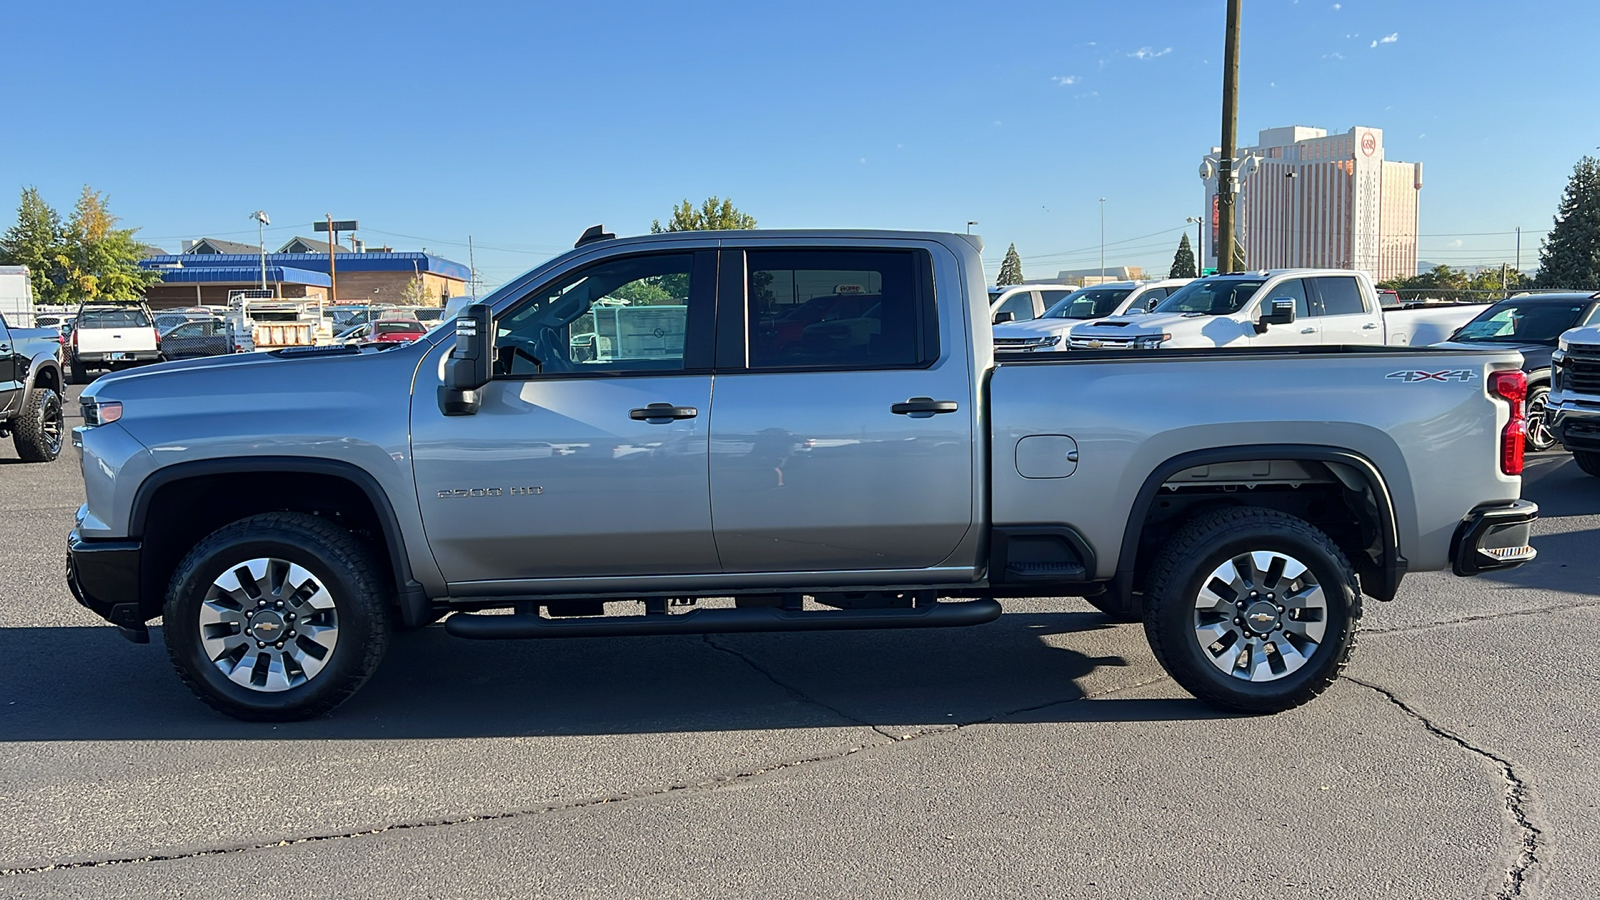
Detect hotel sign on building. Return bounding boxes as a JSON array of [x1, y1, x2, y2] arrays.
[[1202, 125, 1422, 283]]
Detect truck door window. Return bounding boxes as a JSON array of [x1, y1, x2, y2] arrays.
[[494, 254, 696, 376], [746, 249, 930, 369], [1265, 278, 1311, 319], [1313, 277, 1366, 315], [996, 291, 1036, 322]]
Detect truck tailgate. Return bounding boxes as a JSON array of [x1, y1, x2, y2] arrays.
[[987, 347, 1525, 578]]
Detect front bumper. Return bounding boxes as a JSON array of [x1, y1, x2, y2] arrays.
[[1451, 500, 1538, 576], [1547, 398, 1600, 451], [66, 529, 148, 642]]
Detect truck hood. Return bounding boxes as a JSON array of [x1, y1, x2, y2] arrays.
[[992, 318, 1077, 337], [1069, 311, 1199, 337], [83, 342, 433, 402]]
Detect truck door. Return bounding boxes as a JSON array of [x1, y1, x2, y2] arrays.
[[708, 247, 975, 573], [410, 250, 722, 584], [0, 314, 17, 414], [1252, 278, 1317, 345], [1309, 275, 1384, 345]]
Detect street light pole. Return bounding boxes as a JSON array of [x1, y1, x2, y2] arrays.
[[249, 210, 270, 293], [1186, 216, 1204, 276], [966, 221, 977, 235], [1099, 198, 1106, 284]]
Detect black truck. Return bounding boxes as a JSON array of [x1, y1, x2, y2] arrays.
[[0, 313, 66, 461]]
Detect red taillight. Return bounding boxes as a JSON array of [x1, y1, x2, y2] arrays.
[[70, 328, 77, 347], [1490, 370, 1527, 476], [152, 327, 161, 345]]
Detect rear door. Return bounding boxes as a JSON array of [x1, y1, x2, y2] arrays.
[[708, 246, 975, 573], [1310, 275, 1384, 345]]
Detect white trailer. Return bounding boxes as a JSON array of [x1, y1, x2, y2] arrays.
[[0, 266, 36, 327]]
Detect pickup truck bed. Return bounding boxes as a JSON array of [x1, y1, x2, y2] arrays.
[[67, 229, 1538, 721]]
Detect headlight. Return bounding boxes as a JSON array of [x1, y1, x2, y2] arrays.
[[1033, 335, 1062, 349], [1133, 333, 1171, 350], [83, 399, 122, 426]]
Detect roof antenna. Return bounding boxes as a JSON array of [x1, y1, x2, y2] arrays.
[[575, 224, 615, 248]]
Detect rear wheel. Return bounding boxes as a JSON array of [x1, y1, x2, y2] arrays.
[[11, 387, 63, 462], [67, 355, 90, 385], [1143, 507, 1360, 713], [1526, 385, 1556, 452], [1574, 449, 1600, 478], [163, 512, 390, 721]]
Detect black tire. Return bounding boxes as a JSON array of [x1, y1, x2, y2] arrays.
[[1526, 385, 1556, 452], [11, 386, 63, 462], [1086, 585, 1142, 622], [67, 355, 90, 385], [163, 512, 390, 721], [1574, 449, 1600, 478], [1143, 507, 1360, 714]]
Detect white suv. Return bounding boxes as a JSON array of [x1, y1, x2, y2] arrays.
[[992, 280, 1192, 352]]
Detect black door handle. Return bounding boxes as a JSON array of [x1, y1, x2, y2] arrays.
[[629, 403, 699, 421], [891, 397, 959, 416]]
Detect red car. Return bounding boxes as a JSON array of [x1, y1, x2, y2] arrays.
[[370, 319, 428, 344]]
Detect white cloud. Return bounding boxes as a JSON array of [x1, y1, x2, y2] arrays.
[[1128, 46, 1172, 60], [1075, 91, 1100, 100], [1449, 239, 1464, 248], [1052, 75, 1080, 86], [1269, 81, 1277, 87], [1380, 32, 1399, 43], [1322, 51, 1345, 59], [1331, 2, 1341, 9]]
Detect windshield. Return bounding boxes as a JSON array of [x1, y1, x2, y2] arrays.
[[1043, 288, 1134, 319], [1151, 278, 1266, 315], [1452, 301, 1588, 344]]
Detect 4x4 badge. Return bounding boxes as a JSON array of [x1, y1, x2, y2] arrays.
[[1386, 369, 1478, 383]]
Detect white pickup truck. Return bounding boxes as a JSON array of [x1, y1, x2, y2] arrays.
[[67, 303, 162, 383], [993, 280, 1192, 352], [1067, 269, 1482, 350]]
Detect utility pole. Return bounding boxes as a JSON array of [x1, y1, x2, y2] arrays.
[[1217, 0, 1242, 273], [1515, 226, 1522, 273], [326, 213, 338, 305], [467, 235, 478, 298]]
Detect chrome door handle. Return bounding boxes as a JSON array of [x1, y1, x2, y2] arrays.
[[1300, 327, 1317, 334], [1363, 323, 1379, 330]]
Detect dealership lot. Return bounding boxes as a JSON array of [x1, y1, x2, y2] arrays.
[[2, 385, 1597, 898]]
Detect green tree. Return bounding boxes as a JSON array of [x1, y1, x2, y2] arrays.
[[399, 274, 435, 307], [997, 243, 1024, 286], [1168, 233, 1197, 278], [0, 187, 71, 305], [1538, 156, 1600, 289], [651, 196, 757, 233]]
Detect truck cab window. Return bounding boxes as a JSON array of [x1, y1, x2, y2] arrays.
[[1313, 277, 1366, 316], [494, 253, 694, 376], [747, 249, 928, 369]]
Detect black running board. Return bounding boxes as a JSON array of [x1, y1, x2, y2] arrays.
[[444, 597, 1002, 640]]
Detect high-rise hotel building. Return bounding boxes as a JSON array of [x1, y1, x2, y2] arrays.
[[1202, 126, 1422, 283]]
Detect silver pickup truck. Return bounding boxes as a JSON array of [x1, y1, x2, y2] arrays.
[[67, 229, 1537, 721]]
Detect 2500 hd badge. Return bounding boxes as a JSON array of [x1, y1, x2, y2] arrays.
[[437, 486, 544, 499]]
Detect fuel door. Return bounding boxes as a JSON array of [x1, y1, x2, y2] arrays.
[[1015, 434, 1079, 479]]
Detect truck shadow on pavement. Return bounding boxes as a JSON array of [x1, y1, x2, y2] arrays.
[[0, 611, 1230, 741]]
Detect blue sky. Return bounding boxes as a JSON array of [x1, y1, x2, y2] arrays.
[[1, 0, 1594, 290]]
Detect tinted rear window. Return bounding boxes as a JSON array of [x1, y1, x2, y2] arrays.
[[79, 309, 152, 328], [374, 320, 425, 334]]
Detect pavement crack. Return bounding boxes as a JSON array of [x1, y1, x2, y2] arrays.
[[1348, 676, 1539, 899], [1, 741, 882, 877], [700, 635, 901, 741], [1361, 598, 1600, 636]]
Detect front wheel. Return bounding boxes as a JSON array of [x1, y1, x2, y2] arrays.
[[11, 387, 63, 462], [163, 512, 390, 721], [1526, 385, 1556, 452], [1143, 507, 1360, 714], [1574, 449, 1600, 478]]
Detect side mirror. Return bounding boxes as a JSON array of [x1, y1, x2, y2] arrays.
[[993, 311, 1015, 325], [1255, 297, 1296, 333], [440, 303, 492, 416]]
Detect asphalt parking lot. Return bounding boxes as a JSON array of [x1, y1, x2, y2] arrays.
[[2, 385, 1597, 899]]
